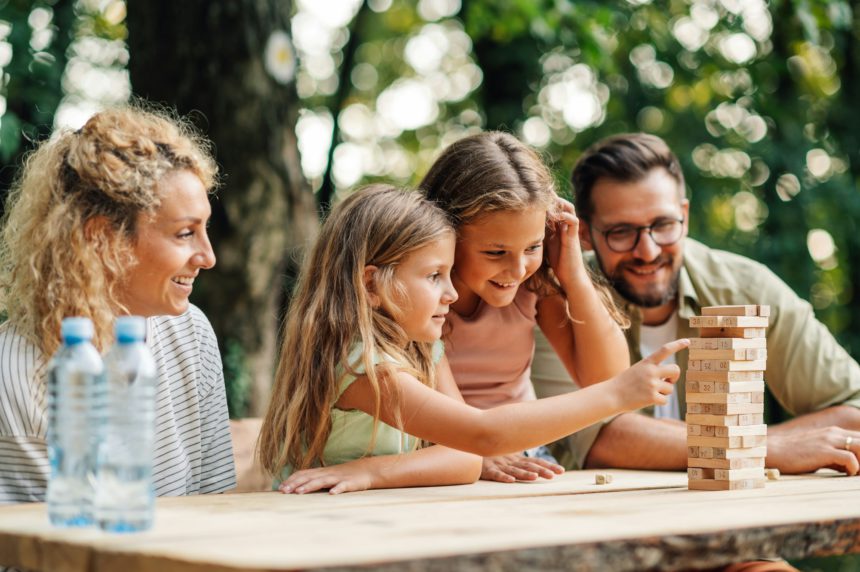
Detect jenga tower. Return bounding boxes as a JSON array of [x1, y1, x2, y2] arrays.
[[686, 305, 769, 491]]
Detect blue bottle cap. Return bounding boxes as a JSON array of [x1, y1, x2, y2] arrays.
[[60, 317, 94, 342], [115, 316, 146, 343]]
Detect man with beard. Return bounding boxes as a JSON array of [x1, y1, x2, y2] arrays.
[[532, 132, 860, 476]]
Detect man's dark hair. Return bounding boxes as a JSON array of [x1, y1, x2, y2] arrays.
[[572, 133, 685, 221]]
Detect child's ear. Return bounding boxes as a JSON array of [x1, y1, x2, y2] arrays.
[[363, 265, 381, 308]]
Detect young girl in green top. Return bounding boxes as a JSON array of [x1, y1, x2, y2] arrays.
[[257, 184, 688, 494]]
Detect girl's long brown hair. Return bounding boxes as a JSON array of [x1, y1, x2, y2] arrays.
[[257, 185, 454, 476]]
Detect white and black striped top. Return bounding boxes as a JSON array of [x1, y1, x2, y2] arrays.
[[0, 305, 236, 504]]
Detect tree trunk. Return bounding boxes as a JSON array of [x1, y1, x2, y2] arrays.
[[126, 1, 317, 416]]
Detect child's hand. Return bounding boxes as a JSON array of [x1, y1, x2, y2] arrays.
[[480, 454, 565, 483], [545, 198, 588, 288], [278, 463, 374, 495], [610, 339, 690, 411]]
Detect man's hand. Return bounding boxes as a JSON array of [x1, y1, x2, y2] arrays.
[[767, 426, 860, 475], [481, 454, 564, 483]]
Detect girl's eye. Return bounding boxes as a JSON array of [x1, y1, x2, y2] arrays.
[[428, 272, 440, 282], [177, 230, 194, 239], [482, 251, 505, 257], [526, 244, 542, 253]]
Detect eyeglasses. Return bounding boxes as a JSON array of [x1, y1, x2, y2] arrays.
[[592, 217, 685, 253]]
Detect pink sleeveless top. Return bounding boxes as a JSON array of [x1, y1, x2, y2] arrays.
[[444, 287, 538, 409]]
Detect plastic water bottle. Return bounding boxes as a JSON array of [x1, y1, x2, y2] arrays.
[[94, 316, 158, 532], [46, 317, 104, 527]]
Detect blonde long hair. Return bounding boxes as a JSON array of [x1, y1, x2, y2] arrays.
[[419, 131, 628, 325], [0, 104, 217, 354], [258, 185, 454, 476]]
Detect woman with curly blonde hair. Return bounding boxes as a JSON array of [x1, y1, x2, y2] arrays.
[[0, 105, 236, 504]]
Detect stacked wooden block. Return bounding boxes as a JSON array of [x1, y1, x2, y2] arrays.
[[686, 305, 769, 491]]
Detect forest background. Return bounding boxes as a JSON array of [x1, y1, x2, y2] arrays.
[[1, 1, 859, 567]]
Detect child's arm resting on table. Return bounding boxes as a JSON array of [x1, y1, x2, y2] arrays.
[[279, 445, 481, 494]]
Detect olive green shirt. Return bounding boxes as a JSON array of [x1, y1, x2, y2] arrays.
[[532, 238, 860, 469]]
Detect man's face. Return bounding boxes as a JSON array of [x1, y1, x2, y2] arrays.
[[580, 167, 689, 310]]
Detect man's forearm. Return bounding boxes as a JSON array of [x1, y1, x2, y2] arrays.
[[584, 413, 687, 470], [771, 405, 860, 434]]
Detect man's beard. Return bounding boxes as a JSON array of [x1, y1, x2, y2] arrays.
[[594, 250, 681, 309]]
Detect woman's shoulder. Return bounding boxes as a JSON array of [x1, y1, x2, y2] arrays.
[[150, 305, 217, 346], [0, 321, 44, 373]]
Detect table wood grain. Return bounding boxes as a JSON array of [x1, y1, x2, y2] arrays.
[[0, 470, 858, 571]]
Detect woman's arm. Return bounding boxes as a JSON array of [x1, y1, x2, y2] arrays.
[[337, 340, 686, 457], [539, 198, 630, 386]]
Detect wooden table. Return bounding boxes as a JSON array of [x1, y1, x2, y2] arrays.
[[0, 470, 858, 571]]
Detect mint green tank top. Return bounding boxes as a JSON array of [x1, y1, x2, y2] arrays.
[[278, 341, 444, 482]]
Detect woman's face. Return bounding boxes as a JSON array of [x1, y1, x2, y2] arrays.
[[120, 170, 215, 317]]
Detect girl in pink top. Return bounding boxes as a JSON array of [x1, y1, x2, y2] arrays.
[[420, 131, 631, 483]]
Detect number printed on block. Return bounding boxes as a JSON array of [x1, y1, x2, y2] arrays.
[[690, 337, 767, 350], [688, 348, 768, 361], [688, 456, 766, 470], [714, 424, 767, 437], [698, 327, 767, 339], [688, 359, 767, 372], [689, 316, 769, 328], [686, 371, 764, 383]]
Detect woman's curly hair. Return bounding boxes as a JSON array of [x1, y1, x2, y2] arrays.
[[0, 103, 218, 354]]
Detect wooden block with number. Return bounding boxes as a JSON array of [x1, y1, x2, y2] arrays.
[[686, 413, 763, 426], [686, 371, 764, 383], [714, 424, 767, 437], [714, 381, 765, 393], [701, 305, 770, 317], [688, 478, 766, 491], [687, 424, 716, 437], [688, 348, 768, 361], [687, 467, 715, 480], [714, 467, 767, 481], [688, 445, 767, 460], [688, 359, 767, 372], [690, 337, 767, 350], [687, 434, 767, 448], [686, 392, 752, 405], [687, 402, 763, 415], [685, 380, 764, 395], [699, 327, 767, 339], [689, 316, 769, 328], [688, 456, 765, 469]]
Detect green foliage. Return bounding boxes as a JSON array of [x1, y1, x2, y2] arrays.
[[222, 337, 251, 419], [0, 0, 73, 166]]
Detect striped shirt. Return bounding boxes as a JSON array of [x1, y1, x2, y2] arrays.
[[0, 305, 236, 504]]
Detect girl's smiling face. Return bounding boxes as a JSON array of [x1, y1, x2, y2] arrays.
[[451, 208, 546, 315], [389, 233, 459, 343]]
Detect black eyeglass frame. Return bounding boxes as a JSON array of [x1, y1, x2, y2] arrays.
[[590, 217, 686, 253]]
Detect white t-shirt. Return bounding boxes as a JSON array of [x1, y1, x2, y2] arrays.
[[0, 305, 236, 504], [639, 314, 681, 420]]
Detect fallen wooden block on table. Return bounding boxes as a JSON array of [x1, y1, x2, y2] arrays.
[[595, 473, 613, 485], [766, 468, 780, 481]]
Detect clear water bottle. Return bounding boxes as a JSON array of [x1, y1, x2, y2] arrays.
[[46, 317, 104, 527], [94, 316, 158, 532]]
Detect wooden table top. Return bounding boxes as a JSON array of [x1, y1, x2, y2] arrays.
[[0, 470, 858, 572]]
